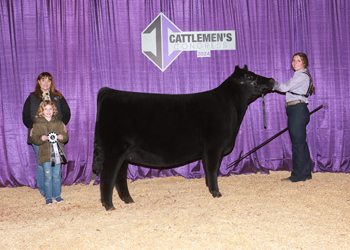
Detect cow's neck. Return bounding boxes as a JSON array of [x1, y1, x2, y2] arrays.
[[221, 79, 259, 127]]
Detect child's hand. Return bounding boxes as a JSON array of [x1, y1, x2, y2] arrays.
[[41, 135, 48, 141], [58, 134, 64, 140]]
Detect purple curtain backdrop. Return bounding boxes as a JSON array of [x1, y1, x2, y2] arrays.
[[0, 0, 349, 188]]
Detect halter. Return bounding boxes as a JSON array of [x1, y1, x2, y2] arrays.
[[245, 74, 259, 86], [230, 74, 259, 86]]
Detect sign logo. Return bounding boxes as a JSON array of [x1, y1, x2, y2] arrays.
[[141, 13, 236, 71]]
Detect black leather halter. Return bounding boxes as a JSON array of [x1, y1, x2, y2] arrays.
[[230, 74, 259, 86]]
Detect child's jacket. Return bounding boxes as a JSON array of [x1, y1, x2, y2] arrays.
[[31, 116, 69, 165]]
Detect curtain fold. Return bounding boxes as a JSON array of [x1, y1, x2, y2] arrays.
[[0, 0, 349, 188]]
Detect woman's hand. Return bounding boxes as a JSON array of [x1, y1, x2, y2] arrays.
[[41, 135, 48, 141], [58, 134, 64, 140]]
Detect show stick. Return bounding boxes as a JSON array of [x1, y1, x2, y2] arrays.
[[226, 104, 324, 170]]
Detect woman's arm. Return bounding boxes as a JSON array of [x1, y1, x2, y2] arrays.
[[273, 72, 308, 93], [22, 96, 33, 128], [60, 96, 71, 125]]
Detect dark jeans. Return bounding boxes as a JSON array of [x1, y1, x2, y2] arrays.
[[286, 103, 312, 181]]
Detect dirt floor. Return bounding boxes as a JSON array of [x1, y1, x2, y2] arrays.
[[1, 171, 350, 250]]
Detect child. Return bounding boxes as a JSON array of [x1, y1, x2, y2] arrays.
[[31, 100, 69, 205]]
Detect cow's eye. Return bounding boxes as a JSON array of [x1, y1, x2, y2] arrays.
[[244, 74, 253, 80]]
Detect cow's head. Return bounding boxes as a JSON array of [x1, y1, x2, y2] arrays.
[[231, 65, 275, 94]]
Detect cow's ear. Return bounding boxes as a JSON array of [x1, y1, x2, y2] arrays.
[[243, 65, 248, 71]]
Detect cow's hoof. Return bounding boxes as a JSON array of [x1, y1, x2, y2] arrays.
[[122, 197, 135, 204], [211, 191, 222, 198], [102, 202, 116, 211], [106, 206, 116, 211]]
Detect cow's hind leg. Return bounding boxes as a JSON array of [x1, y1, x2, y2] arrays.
[[92, 121, 103, 174], [115, 161, 134, 204], [100, 153, 125, 211], [202, 151, 223, 198]]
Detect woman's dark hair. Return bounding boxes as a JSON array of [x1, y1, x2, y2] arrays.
[[34, 72, 63, 99]]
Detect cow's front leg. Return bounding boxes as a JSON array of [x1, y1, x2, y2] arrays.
[[115, 161, 134, 204], [202, 152, 222, 198]]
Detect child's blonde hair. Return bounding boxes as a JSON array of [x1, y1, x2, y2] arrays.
[[36, 100, 58, 117]]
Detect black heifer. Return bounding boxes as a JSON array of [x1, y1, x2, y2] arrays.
[[93, 65, 274, 210]]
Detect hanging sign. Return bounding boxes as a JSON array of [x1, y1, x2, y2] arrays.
[[142, 13, 236, 71]]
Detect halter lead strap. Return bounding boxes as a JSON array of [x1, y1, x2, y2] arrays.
[[262, 94, 266, 129]]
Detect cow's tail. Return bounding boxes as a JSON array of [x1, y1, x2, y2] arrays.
[[92, 87, 109, 174]]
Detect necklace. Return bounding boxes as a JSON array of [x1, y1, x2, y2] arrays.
[[42, 92, 50, 101]]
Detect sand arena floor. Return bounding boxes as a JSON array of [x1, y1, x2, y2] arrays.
[[1, 171, 350, 249]]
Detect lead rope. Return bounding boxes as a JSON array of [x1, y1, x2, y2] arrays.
[[262, 94, 266, 129]]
